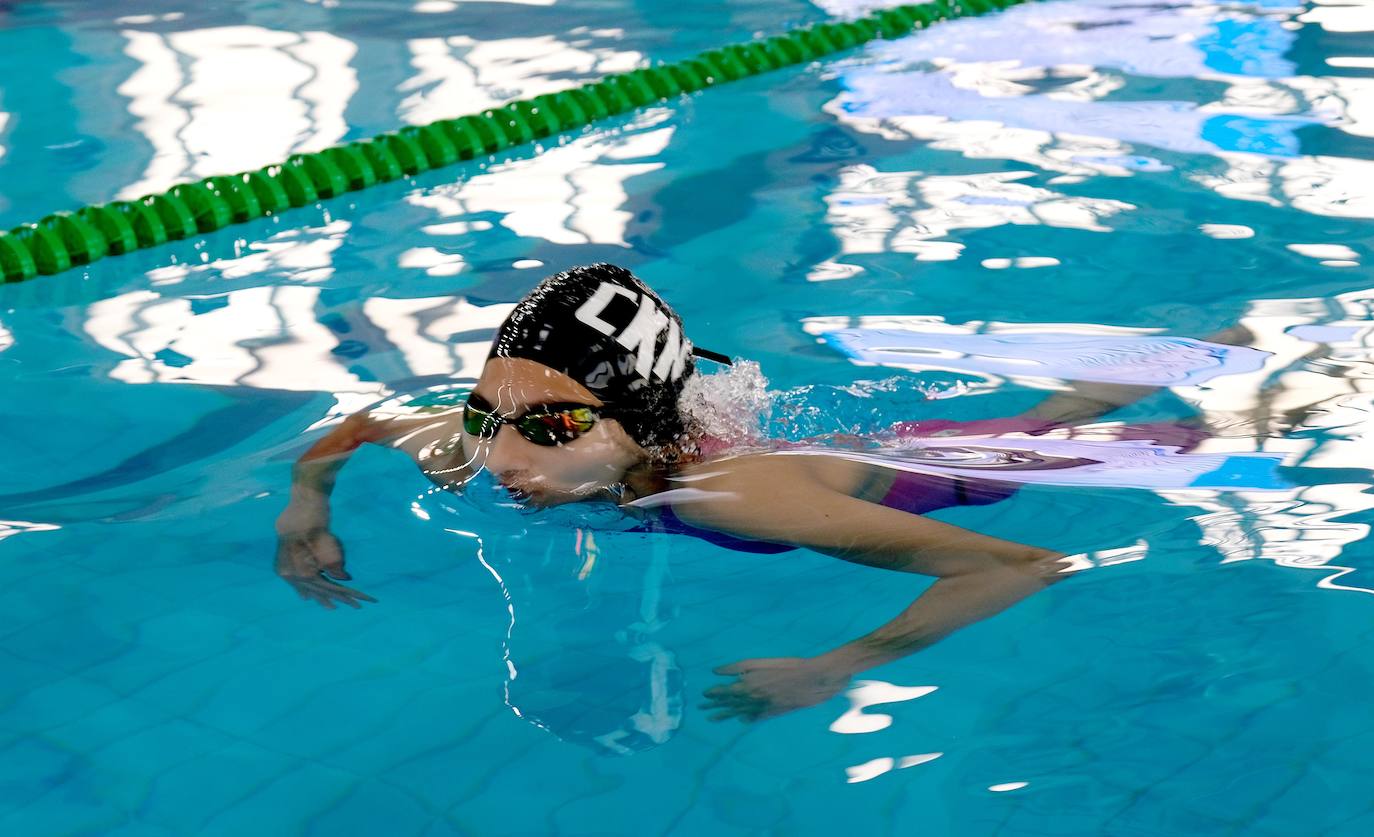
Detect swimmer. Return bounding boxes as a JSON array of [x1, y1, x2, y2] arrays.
[[275, 264, 1265, 722]]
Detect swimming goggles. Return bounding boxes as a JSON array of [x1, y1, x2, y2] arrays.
[[462, 393, 600, 447]]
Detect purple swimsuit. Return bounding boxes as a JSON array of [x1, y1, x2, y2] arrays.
[[638, 418, 1214, 554]]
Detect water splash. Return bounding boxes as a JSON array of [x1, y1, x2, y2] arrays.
[[679, 362, 977, 448], [678, 359, 775, 447]]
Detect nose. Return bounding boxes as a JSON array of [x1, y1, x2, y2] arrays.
[[484, 425, 532, 483]]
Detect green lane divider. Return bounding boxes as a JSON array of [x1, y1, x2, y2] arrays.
[[0, 0, 1023, 284]]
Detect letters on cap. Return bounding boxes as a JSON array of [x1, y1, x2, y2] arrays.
[[488, 264, 697, 449]]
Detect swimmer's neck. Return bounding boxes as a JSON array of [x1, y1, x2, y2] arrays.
[[618, 453, 699, 506], [619, 461, 666, 506]]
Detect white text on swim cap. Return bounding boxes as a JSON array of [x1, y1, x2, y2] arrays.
[[574, 281, 691, 382]]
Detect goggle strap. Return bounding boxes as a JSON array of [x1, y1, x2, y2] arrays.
[[691, 346, 732, 366]]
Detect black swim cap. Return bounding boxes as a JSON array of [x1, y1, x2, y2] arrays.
[[490, 264, 716, 449]]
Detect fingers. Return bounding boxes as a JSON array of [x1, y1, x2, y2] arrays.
[[313, 533, 349, 580], [283, 573, 376, 610], [702, 691, 760, 705], [277, 539, 323, 578], [299, 585, 338, 610], [702, 703, 764, 723], [320, 563, 351, 581], [712, 661, 755, 676], [701, 685, 763, 717], [713, 658, 795, 676], [708, 709, 761, 723]]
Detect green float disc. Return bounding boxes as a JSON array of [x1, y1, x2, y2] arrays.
[[287, 153, 350, 198], [205, 175, 265, 222], [400, 125, 458, 168], [510, 100, 559, 139], [484, 106, 535, 146], [41, 211, 108, 264], [355, 140, 404, 181], [77, 205, 138, 255], [171, 181, 234, 233], [141, 193, 198, 240], [0, 230, 39, 282], [321, 145, 378, 191], [259, 163, 318, 207], [434, 119, 483, 161], [373, 132, 429, 175], [111, 200, 169, 247], [531, 95, 572, 132], [241, 170, 292, 214], [11, 224, 73, 275]]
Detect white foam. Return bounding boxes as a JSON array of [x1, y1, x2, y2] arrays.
[[678, 360, 774, 448]]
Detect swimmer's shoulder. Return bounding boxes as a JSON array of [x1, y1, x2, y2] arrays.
[[669, 448, 893, 507]]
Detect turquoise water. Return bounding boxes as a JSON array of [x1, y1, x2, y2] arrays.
[[4, 0, 1374, 833]]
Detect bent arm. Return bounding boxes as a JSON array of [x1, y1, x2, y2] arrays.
[[286, 412, 394, 512], [675, 455, 1069, 680], [282, 410, 454, 517], [274, 410, 455, 608], [809, 551, 1063, 677]]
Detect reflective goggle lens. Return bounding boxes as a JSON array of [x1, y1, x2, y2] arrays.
[[463, 397, 599, 446], [463, 401, 500, 438], [516, 407, 597, 445]]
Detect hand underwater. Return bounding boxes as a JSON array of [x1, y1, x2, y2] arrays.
[[702, 657, 849, 722], [274, 508, 377, 610]]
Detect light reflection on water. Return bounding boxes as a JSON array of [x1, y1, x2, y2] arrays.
[[2, 0, 1374, 832], [823, 0, 1374, 225]]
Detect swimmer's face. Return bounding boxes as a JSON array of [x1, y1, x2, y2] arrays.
[[461, 357, 647, 506]]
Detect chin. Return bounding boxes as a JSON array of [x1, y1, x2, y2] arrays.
[[532, 483, 620, 508], [505, 487, 568, 508]]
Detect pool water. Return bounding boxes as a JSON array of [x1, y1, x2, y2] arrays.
[[3, 0, 1374, 834]]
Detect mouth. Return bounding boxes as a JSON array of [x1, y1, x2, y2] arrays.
[[500, 483, 537, 503]]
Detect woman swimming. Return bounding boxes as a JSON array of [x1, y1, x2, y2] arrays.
[[275, 264, 1271, 722]]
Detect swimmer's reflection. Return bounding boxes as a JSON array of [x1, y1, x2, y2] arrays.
[[275, 264, 1306, 723], [477, 524, 685, 755]]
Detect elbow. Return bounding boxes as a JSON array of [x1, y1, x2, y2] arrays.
[[339, 411, 393, 449], [341, 411, 376, 438]]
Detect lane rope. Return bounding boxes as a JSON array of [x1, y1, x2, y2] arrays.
[[0, 0, 1024, 283]]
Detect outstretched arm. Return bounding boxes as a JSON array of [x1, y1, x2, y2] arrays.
[[275, 411, 451, 608], [671, 454, 1073, 721]]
